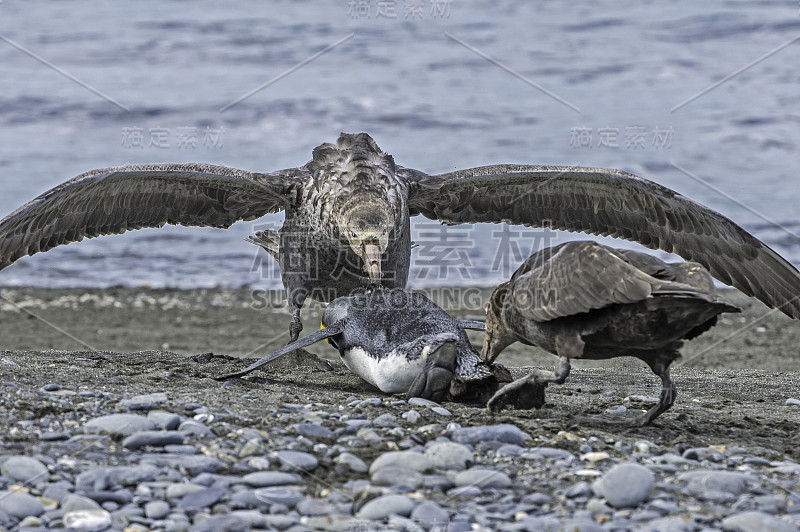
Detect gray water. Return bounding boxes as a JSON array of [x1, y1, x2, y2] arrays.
[[1, 1, 799, 289]]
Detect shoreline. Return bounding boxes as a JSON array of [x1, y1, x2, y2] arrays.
[[1, 285, 799, 371]]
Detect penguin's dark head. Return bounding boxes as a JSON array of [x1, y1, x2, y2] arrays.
[[321, 297, 351, 350]]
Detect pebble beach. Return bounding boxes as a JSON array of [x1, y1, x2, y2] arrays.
[[1, 287, 800, 531]]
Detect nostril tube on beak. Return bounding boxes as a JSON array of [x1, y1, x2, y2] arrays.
[[362, 242, 382, 282]]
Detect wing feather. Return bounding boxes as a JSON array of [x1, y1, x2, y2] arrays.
[[0, 163, 309, 271], [511, 241, 686, 321], [406, 165, 800, 319]]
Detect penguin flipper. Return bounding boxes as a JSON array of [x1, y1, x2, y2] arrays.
[[406, 341, 457, 402], [460, 320, 485, 331]]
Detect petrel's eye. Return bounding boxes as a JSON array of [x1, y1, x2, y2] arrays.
[[350, 231, 357, 238]]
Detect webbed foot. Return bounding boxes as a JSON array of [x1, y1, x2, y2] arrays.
[[578, 367, 677, 426]]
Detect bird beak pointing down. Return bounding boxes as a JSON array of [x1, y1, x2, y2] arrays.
[[480, 334, 492, 362], [362, 242, 382, 282]]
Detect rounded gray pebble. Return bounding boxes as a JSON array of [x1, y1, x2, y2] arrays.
[[62, 493, 102, 512], [242, 471, 302, 487], [84, 414, 155, 436], [566, 481, 594, 499], [407, 397, 440, 408], [295, 422, 333, 439], [147, 455, 222, 476], [639, 516, 701, 532], [678, 470, 754, 496], [404, 410, 421, 423], [165, 482, 206, 499], [682, 447, 725, 462], [453, 467, 511, 489], [40, 430, 71, 441], [296, 498, 343, 516], [119, 392, 168, 411], [238, 437, 264, 459], [356, 494, 415, 520], [147, 411, 181, 430], [191, 512, 263, 532], [523, 447, 575, 461], [496, 444, 523, 456], [178, 486, 226, 509], [369, 451, 431, 474], [62, 509, 113, 531], [144, 500, 170, 520], [263, 514, 300, 529], [451, 424, 531, 446], [721, 511, 798, 532], [411, 500, 449, 528], [447, 485, 482, 498], [0, 490, 44, 519], [335, 452, 368, 473], [178, 420, 213, 438], [371, 466, 424, 489], [253, 486, 305, 507], [561, 518, 605, 532], [276, 450, 318, 471], [122, 430, 185, 450], [373, 413, 397, 427], [593, 463, 654, 508], [0, 455, 48, 484], [424, 441, 473, 471]]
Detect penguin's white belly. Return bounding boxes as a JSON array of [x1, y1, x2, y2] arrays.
[[341, 345, 432, 393]]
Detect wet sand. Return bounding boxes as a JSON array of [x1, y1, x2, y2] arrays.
[[1, 285, 799, 460]]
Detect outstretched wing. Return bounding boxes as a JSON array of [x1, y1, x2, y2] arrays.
[[0, 163, 310, 271], [216, 320, 346, 380], [403, 164, 800, 319]]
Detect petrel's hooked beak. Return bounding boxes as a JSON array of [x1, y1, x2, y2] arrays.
[[480, 334, 492, 362], [361, 242, 382, 282]]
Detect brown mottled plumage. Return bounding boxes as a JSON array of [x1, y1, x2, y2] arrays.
[[0, 133, 796, 343], [480, 241, 741, 425]]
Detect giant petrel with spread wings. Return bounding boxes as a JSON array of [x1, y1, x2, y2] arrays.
[[1, 132, 799, 341]]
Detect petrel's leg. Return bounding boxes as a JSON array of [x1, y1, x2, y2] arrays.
[[487, 330, 581, 412], [582, 349, 679, 426], [289, 308, 303, 343], [487, 356, 572, 411], [274, 289, 333, 371], [287, 290, 308, 343], [623, 351, 678, 426], [633, 356, 677, 426]]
